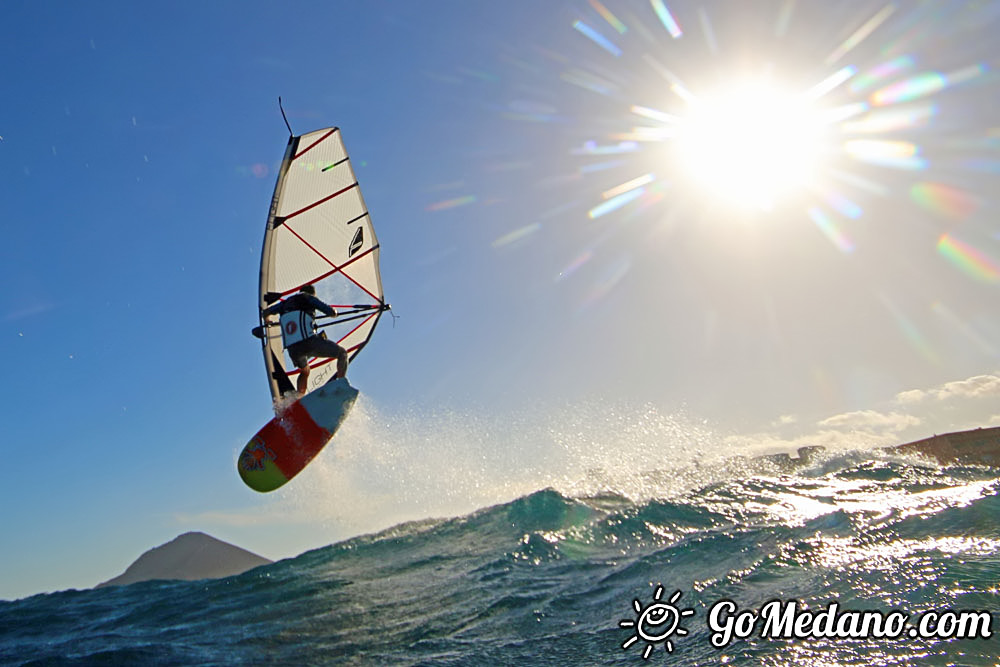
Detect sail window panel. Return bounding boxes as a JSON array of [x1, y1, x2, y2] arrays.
[[340, 251, 382, 298], [328, 319, 379, 356], [315, 275, 369, 308]]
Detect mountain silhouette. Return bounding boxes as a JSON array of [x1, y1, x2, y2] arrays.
[[97, 532, 272, 588]]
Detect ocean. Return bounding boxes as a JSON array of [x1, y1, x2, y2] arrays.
[[2, 449, 998, 666]]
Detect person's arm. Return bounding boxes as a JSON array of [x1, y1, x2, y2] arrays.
[[252, 302, 280, 339], [307, 295, 337, 318], [261, 302, 282, 317]]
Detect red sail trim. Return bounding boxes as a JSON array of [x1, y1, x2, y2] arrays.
[[293, 128, 338, 160], [336, 311, 379, 347], [309, 246, 381, 302], [281, 183, 359, 223], [287, 358, 333, 378], [276, 243, 381, 303]]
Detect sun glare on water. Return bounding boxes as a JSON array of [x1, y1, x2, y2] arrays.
[[671, 79, 829, 211]]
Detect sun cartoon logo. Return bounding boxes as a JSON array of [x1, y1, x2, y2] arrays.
[[620, 586, 695, 659]]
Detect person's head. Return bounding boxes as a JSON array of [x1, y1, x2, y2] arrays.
[[300, 284, 316, 296]]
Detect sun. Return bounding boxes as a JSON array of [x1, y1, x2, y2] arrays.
[[671, 78, 831, 211], [620, 586, 695, 659]]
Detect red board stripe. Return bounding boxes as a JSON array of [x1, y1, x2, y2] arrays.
[[270, 400, 332, 476]]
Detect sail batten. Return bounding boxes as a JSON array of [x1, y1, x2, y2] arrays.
[[257, 127, 386, 403], [280, 182, 359, 223], [294, 127, 338, 159]]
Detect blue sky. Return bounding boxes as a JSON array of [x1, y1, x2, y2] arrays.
[[3, 0, 1000, 599]]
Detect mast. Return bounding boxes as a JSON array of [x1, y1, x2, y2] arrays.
[[258, 135, 300, 400]]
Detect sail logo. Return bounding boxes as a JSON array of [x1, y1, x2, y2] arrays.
[[620, 586, 695, 659], [309, 362, 335, 389], [349, 227, 364, 257]]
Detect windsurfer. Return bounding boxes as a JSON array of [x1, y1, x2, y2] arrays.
[[262, 284, 348, 395]]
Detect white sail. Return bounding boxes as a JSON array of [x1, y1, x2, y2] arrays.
[[257, 127, 387, 402]]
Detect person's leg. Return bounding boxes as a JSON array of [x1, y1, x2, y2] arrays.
[[289, 344, 310, 395], [301, 337, 349, 380], [336, 348, 348, 379], [296, 366, 310, 394]]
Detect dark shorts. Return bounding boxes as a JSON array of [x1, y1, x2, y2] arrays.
[[287, 336, 346, 369]]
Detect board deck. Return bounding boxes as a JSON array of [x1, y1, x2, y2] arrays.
[[238, 377, 359, 492]]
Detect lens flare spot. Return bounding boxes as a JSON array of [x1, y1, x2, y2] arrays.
[[851, 56, 914, 93], [573, 140, 639, 156], [824, 192, 863, 219], [825, 5, 896, 65], [589, 0, 627, 34], [631, 105, 676, 124], [650, 0, 683, 38], [911, 182, 978, 220], [426, 195, 477, 212], [561, 69, 616, 95], [937, 234, 1000, 283], [589, 188, 644, 219], [601, 174, 655, 200], [869, 64, 985, 107], [492, 223, 541, 248], [573, 20, 621, 56], [871, 71, 947, 106], [809, 207, 855, 253], [807, 66, 857, 100], [557, 250, 594, 281], [842, 103, 936, 134], [579, 159, 625, 174], [843, 139, 925, 170]]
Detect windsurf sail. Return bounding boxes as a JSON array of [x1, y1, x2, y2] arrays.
[[255, 126, 388, 403]]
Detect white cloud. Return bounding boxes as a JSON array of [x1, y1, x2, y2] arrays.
[[818, 409, 921, 434], [744, 373, 1000, 463], [722, 427, 896, 459], [894, 389, 927, 404], [935, 374, 1000, 400], [894, 374, 1000, 405]]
